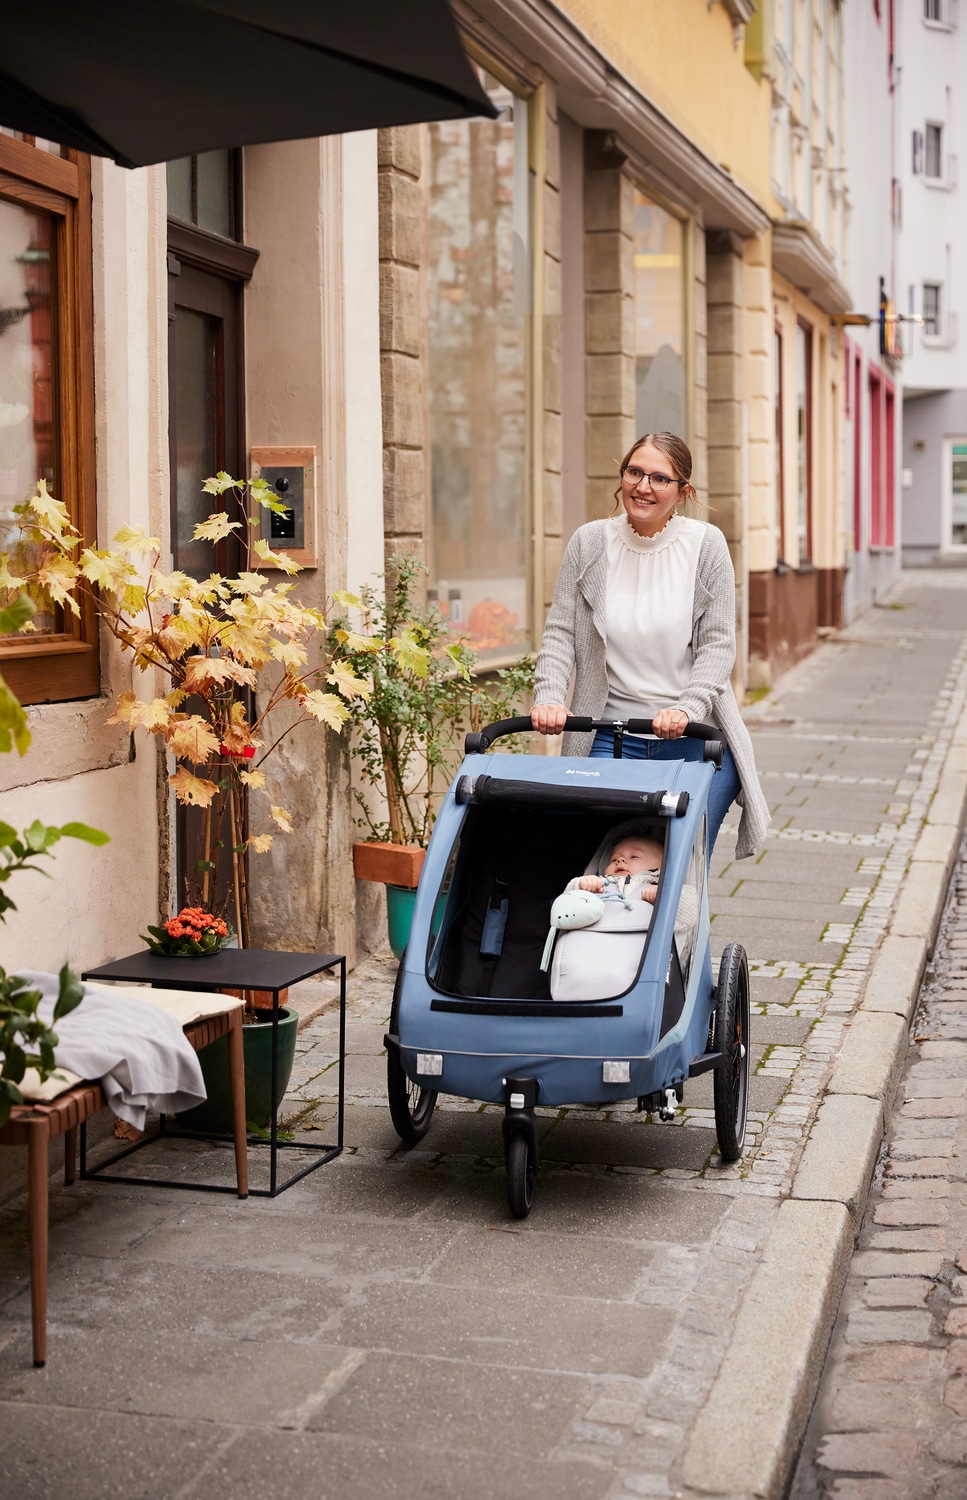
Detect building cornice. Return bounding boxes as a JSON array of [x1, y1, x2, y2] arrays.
[[771, 219, 852, 315], [453, 0, 770, 236]]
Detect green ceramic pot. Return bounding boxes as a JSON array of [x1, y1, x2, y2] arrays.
[[177, 1006, 299, 1134]]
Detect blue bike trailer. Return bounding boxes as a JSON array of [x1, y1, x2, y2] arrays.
[[384, 715, 751, 1217]]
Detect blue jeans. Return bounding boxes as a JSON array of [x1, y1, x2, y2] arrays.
[[589, 731, 740, 857]]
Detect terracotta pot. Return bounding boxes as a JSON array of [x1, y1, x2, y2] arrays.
[[352, 840, 425, 888]]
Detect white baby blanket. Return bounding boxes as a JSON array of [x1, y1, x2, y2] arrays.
[[17, 971, 208, 1129]]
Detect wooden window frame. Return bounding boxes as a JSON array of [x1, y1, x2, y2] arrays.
[[0, 135, 97, 705], [774, 321, 787, 567]]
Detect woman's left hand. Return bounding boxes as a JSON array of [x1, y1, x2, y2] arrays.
[[652, 708, 689, 739]]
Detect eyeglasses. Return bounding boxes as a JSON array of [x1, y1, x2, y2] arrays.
[[621, 466, 683, 493]]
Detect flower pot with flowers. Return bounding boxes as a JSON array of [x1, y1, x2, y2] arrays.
[[333, 554, 534, 958], [142, 907, 232, 958], [2, 477, 426, 1127]]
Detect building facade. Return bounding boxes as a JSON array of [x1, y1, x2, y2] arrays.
[[1, 0, 888, 977], [897, 0, 966, 564], [837, 0, 904, 616]]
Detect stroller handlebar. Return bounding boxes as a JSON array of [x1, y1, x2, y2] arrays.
[[465, 715, 723, 755]]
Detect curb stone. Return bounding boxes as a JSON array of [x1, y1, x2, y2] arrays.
[[681, 692, 967, 1499]]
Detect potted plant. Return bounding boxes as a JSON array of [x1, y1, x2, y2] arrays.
[[333, 554, 534, 957], [2, 477, 423, 1127]]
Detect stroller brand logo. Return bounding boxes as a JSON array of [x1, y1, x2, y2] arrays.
[[565, 769, 600, 777]]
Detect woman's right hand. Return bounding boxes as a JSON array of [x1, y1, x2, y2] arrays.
[[530, 703, 569, 735]]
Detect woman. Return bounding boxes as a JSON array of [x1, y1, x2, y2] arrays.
[[530, 431, 769, 859]]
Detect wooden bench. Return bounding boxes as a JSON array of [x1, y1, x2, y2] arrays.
[[0, 1005, 247, 1367]]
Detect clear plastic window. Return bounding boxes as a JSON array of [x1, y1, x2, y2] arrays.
[[675, 815, 706, 987]]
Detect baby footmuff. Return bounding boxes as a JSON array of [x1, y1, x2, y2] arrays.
[[384, 715, 751, 1218]]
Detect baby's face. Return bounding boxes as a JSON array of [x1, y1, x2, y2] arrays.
[[605, 838, 663, 878]]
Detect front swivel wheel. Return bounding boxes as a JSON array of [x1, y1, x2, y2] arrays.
[[505, 1131, 537, 1218]]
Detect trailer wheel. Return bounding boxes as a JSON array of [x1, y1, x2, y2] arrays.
[[386, 957, 437, 1144], [713, 942, 751, 1163], [506, 1131, 536, 1219]]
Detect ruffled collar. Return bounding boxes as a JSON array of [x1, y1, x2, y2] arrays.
[[611, 510, 687, 556]]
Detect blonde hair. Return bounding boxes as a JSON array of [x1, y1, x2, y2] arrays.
[[612, 431, 708, 513]]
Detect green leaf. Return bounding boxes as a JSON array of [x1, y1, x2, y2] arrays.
[[0, 822, 18, 850], [53, 964, 84, 1021], [24, 821, 61, 853], [0, 593, 36, 636], [0, 673, 30, 757], [59, 821, 111, 846]]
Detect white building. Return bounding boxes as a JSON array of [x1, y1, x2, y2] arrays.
[[898, 0, 967, 562], [841, 0, 902, 617]]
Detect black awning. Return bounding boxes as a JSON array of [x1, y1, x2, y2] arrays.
[[0, 0, 496, 168]]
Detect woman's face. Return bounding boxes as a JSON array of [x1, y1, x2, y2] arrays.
[[620, 442, 686, 537]]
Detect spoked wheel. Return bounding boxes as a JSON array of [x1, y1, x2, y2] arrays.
[[386, 957, 437, 1144], [505, 1131, 536, 1219], [713, 942, 751, 1162]]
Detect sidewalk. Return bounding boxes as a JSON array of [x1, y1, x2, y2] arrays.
[[790, 836, 967, 1499], [3, 569, 967, 1499]]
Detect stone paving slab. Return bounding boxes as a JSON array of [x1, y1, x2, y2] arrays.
[[3, 571, 967, 1498]]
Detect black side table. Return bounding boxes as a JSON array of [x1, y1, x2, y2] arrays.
[[79, 948, 346, 1197]]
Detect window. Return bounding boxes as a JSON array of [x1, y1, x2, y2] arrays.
[[166, 151, 257, 580], [675, 817, 706, 991], [426, 68, 531, 660], [923, 283, 941, 337], [795, 319, 813, 565], [949, 440, 967, 547], [166, 151, 240, 241], [0, 133, 97, 705], [925, 123, 944, 180], [634, 190, 686, 440], [852, 349, 863, 552], [925, 0, 941, 17], [868, 367, 895, 548], [774, 324, 786, 561]]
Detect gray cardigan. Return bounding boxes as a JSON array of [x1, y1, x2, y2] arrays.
[[534, 519, 770, 859]]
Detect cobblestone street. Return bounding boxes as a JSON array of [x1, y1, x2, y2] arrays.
[[4, 570, 967, 1497], [791, 836, 967, 1498]]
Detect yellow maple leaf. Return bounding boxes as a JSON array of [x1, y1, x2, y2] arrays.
[[105, 691, 140, 727], [79, 548, 134, 593], [0, 555, 28, 593], [270, 639, 308, 670], [249, 832, 273, 853], [334, 628, 384, 654], [253, 539, 302, 574], [182, 655, 256, 692], [390, 628, 429, 679], [300, 690, 351, 730], [229, 572, 267, 595], [333, 590, 361, 610], [25, 479, 76, 537], [328, 661, 372, 700], [121, 583, 147, 615], [218, 621, 269, 664], [169, 766, 219, 807], [239, 768, 266, 789], [192, 513, 241, 544], [270, 805, 294, 834], [112, 524, 161, 555], [36, 553, 80, 615], [166, 715, 220, 764]]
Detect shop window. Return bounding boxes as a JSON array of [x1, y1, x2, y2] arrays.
[[949, 440, 967, 547], [774, 324, 786, 562], [0, 135, 97, 705], [795, 318, 813, 564], [634, 190, 686, 440], [426, 69, 531, 660]]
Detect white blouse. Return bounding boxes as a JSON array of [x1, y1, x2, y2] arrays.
[[602, 511, 705, 723]]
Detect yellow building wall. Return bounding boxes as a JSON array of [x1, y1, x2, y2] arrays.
[[562, 0, 772, 208]]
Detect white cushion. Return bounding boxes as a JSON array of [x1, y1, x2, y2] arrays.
[[85, 982, 244, 1026], [18, 1066, 84, 1102]]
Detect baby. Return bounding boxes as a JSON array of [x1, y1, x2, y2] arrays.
[[568, 835, 664, 907]]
